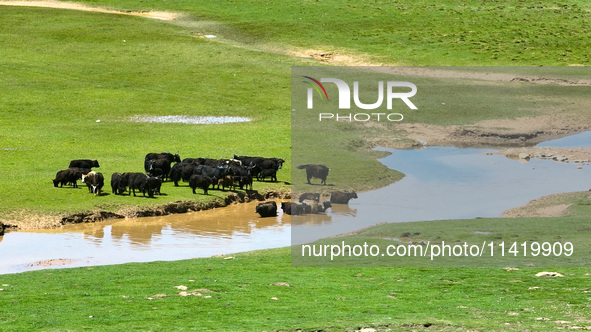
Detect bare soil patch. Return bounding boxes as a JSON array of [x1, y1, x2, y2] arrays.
[[369, 67, 591, 86], [0, 0, 180, 20], [503, 192, 590, 218], [371, 115, 591, 149], [289, 50, 591, 86], [289, 49, 380, 66]]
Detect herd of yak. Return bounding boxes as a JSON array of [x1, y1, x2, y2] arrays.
[[52, 152, 358, 217]]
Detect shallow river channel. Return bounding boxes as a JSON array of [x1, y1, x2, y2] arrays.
[[1, 132, 590, 274]]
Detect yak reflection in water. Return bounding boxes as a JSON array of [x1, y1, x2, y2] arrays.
[[70, 201, 290, 247], [0, 200, 292, 274], [291, 203, 357, 226]]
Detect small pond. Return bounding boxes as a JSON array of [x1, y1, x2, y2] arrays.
[[130, 115, 252, 124]]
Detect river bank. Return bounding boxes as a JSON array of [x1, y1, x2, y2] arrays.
[[369, 115, 591, 149], [4, 129, 590, 233], [1, 189, 291, 232]]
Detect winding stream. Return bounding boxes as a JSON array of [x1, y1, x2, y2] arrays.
[[1, 132, 590, 274]]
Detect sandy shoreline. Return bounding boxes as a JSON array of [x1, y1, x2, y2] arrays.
[[503, 191, 591, 218]]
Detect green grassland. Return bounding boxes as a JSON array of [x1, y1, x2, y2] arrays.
[[0, 245, 590, 331], [2, 4, 590, 222], [66, 0, 591, 66], [1, 1, 591, 331], [0, 192, 590, 330], [0, 6, 295, 220], [295, 211, 591, 267], [0, 6, 406, 222]]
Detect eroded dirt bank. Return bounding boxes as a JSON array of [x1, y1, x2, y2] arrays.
[[2, 190, 290, 232], [369, 115, 591, 149]]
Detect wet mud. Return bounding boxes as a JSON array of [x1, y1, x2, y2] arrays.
[[59, 190, 290, 226]]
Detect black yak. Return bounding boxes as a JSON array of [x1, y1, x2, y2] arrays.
[[257, 168, 277, 182], [256, 201, 277, 217], [298, 193, 320, 202], [297, 164, 330, 185], [189, 174, 213, 195], [69, 159, 100, 169], [330, 191, 358, 204], [81, 171, 104, 195]]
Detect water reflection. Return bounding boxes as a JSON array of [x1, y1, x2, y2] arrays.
[[330, 204, 358, 217], [538, 131, 591, 148], [290, 201, 357, 226], [68, 204, 288, 246], [291, 213, 332, 226], [0, 201, 289, 274]]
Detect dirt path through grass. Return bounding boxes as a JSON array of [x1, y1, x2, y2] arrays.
[[0, 0, 180, 20]]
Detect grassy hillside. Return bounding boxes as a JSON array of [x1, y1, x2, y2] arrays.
[[1, 3, 589, 222], [0, 6, 410, 222], [0, 7, 281, 218], [63, 0, 591, 66]]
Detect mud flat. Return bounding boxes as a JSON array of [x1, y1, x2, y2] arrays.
[[495, 147, 591, 165], [363, 112, 590, 149]]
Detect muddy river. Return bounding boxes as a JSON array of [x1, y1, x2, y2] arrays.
[[1, 132, 590, 274], [0, 202, 290, 274]]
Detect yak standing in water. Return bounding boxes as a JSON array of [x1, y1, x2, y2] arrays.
[[256, 201, 277, 217], [330, 191, 358, 204]]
